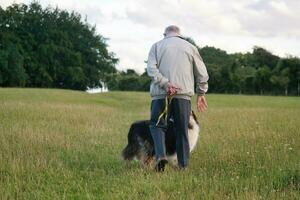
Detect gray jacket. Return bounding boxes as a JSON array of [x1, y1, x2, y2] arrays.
[[147, 34, 209, 100]]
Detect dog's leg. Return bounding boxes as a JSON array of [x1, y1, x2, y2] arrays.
[[144, 156, 154, 166], [167, 154, 178, 166], [136, 152, 153, 167]]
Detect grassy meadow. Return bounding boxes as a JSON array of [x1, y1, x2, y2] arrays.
[[0, 88, 299, 199]]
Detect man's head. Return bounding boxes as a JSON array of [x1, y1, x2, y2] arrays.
[[163, 25, 181, 37]]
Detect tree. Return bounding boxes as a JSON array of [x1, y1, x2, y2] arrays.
[[271, 60, 290, 95], [252, 46, 280, 70], [105, 68, 151, 91], [278, 57, 300, 95], [0, 43, 27, 87], [0, 2, 118, 90], [199, 46, 234, 93], [232, 66, 256, 94], [254, 65, 272, 95]]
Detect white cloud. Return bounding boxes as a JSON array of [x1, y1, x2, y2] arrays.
[[270, 0, 290, 15], [0, 0, 25, 7]]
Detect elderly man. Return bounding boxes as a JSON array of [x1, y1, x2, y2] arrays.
[[147, 25, 209, 171]]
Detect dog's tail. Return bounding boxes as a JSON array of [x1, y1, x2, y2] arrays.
[[122, 124, 140, 160], [121, 144, 138, 160]]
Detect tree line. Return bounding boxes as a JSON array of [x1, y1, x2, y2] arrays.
[[108, 41, 300, 96], [1, 2, 299, 95]]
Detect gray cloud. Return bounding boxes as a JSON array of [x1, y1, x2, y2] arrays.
[[126, 0, 300, 38], [239, 0, 300, 37]]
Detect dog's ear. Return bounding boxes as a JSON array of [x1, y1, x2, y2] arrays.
[[191, 110, 199, 124]]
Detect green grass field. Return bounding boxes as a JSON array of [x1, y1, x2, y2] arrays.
[[0, 88, 299, 199]]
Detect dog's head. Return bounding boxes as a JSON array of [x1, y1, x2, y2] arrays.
[[188, 110, 199, 129]]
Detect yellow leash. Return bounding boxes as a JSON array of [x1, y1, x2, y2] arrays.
[[155, 96, 173, 126]]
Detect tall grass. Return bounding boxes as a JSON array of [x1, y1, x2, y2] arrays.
[[0, 88, 299, 199]]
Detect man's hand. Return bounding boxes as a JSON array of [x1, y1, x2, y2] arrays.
[[166, 83, 180, 96], [197, 95, 208, 112]]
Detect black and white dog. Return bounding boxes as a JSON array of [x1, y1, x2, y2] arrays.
[[122, 111, 200, 167]]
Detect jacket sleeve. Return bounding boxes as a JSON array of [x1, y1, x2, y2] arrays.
[[147, 43, 169, 90], [193, 48, 209, 95]]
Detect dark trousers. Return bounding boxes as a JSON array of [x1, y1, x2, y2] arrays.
[[149, 98, 191, 168]]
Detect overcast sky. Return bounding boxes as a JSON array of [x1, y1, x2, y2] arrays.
[[1, 0, 300, 73]]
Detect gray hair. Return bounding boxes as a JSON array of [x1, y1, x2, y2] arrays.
[[164, 25, 181, 36]]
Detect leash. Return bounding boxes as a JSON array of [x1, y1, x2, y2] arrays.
[[155, 96, 174, 126]]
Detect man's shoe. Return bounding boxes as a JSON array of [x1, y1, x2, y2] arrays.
[[155, 159, 168, 172]]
